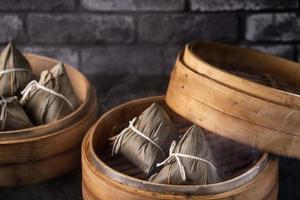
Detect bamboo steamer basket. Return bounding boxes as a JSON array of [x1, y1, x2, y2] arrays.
[[166, 43, 300, 159], [82, 96, 278, 200], [0, 54, 97, 186], [183, 42, 300, 108]]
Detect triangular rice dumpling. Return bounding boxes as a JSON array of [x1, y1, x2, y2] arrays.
[[20, 63, 79, 125], [0, 43, 32, 97], [0, 96, 33, 131], [110, 103, 177, 175], [149, 125, 220, 185]]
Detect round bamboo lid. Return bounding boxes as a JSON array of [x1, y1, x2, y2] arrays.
[[166, 41, 300, 159]]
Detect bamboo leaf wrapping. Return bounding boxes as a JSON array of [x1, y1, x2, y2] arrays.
[[111, 103, 178, 175], [0, 43, 32, 97], [0, 96, 33, 131], [20, 63, 79, 125], [149, 125, 220, 185]]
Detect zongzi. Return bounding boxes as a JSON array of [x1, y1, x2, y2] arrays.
[[20, 63, 79, 125], [0, 96, 33, 131], [110, 103, 177, 175], [0, 43, 32, 97], [149, 125, 220, 185]]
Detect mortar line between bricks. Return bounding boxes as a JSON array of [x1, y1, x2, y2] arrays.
[[24, 13, 30, 44], [0, 10, 187, 15], [292, 46, 297, 61], [0, 8, 300, 15], [4, 42, 300, 48], [237, 14, 245, 43], [17, 42, 207, 47], [184, 0, 190, 12], [74, 0, 80, 11]]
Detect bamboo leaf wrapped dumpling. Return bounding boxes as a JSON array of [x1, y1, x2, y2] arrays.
[[0, 43, 32, 96], [110, 103, 178, 175], [20, 63, 79, 125], [149, 125, 220, 185], [0, 96, 33, 131]]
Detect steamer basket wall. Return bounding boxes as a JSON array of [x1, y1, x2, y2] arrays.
[[0, 54, 97, 186], [82, 96, 278, 200]]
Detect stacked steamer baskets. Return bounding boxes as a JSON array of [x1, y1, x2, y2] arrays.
[[82, 98, 278, 198], [167, 41, 300, 158], [0, 54, 97, 186]]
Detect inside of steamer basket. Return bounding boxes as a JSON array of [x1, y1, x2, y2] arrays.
[[95, 102, 262, 184], [191, 43, 300, 94]]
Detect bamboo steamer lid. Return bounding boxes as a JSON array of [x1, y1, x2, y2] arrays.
[[166, 41, 300, 159]]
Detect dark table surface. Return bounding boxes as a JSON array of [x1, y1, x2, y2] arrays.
[[0, 75, 298, 200]]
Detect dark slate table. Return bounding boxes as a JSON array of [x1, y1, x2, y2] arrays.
[[0, 75, 298, 199]]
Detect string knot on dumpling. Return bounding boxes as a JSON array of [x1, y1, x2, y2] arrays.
[[156, 140, 216, 181], [20, 80, 74, 110], [0, 96, 18, 131], [110, 117, 165, 157]]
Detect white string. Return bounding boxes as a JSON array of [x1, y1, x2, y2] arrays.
[[0, 96, 18, 131], [0, 68, 30, 76], [110, 117, 165, 157], [156, 141, 216, 181], [20, 80, 74, 110]]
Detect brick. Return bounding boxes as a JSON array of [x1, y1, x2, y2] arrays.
[[138, 14, 238, 44], [0, 0, 76, 11], [246, 13, 300, 42], [81, 0, 185, 11], [81, 45, 180, 75], [0, 15, 25, 43], [191, 0, 298, 11], [247, 45, 295, 60], [162, 45, 182, 73], [28, 14, 135, 44], [22, 47, 80, 68]]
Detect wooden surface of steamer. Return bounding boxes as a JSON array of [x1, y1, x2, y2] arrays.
[[0, 148, 80, 187], [0, 96, 97, 164], [183, 41, 300, 109], [0, 54, 97, 186], [175, 57, 300, 135], [166, 57, 300, 159], [82, 96, 278, 200]]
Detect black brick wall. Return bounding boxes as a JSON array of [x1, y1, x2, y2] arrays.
[[0, 0, 299, 76], [0, 1, 299, 199]]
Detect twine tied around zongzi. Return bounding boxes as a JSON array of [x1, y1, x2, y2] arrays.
[[110, 117, 165, 157], [20, 80, 74, 110], [0, 68, 30, 76], [0, 96, 18, 131], [156, 141, 217, 181]]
